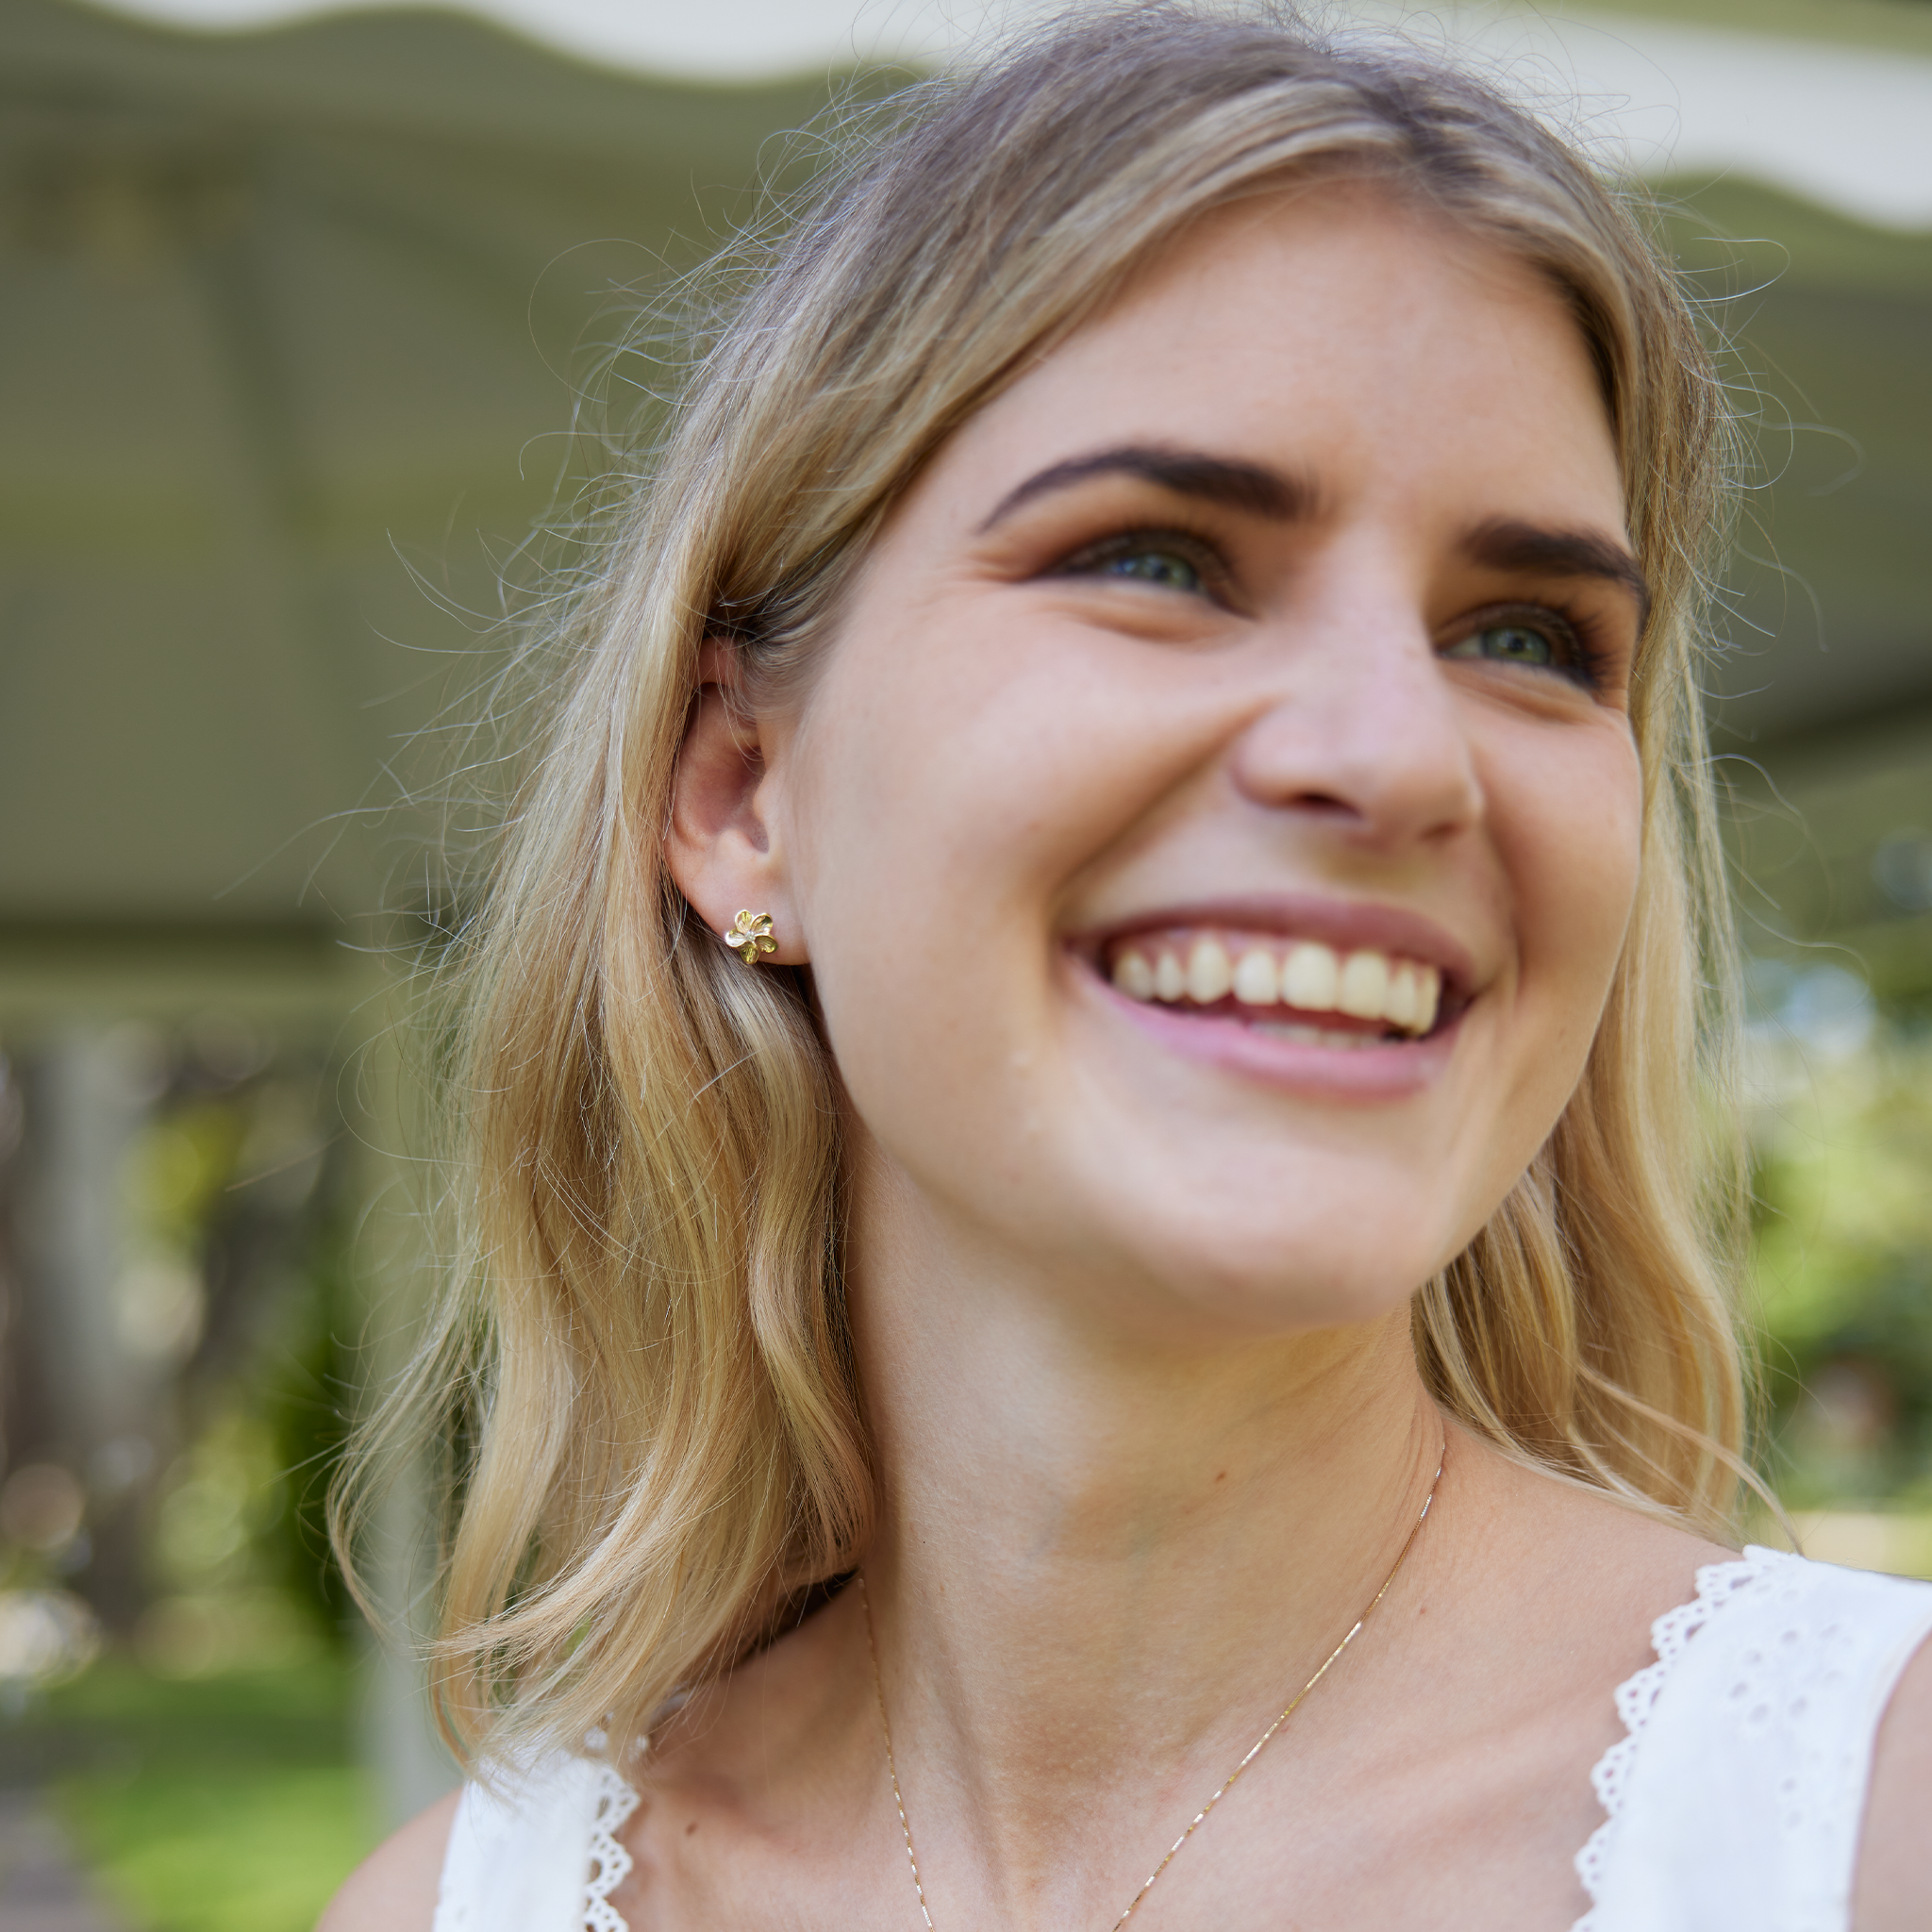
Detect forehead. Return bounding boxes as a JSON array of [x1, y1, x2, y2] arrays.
[[920, 178, 1623, 536]]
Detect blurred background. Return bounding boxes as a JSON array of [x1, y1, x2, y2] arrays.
[[0, 0, 1928, 1924]]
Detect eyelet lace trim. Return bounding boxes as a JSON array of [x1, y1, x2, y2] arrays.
[[584, 1761, 639, 1932], [1573, 1543, 1886, 1932], [576, 1552, 1778, 1932], [1573, 1548, 1766, 1923], [579, 1548, 1904, 1932]]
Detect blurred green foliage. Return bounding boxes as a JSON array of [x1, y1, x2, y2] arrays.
[[1, 1028, 376, 1925], [127, 1042, 361, 1662], [5, 1656, 372, 1932], [0, 1027, 363, 1670], [1750, 992, 1932, 1507]]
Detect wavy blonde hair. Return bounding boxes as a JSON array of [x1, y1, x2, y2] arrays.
[[337, 2, 1748, 1769]]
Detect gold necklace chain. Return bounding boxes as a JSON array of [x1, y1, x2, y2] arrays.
[[858, 1441, 1445, 1931]]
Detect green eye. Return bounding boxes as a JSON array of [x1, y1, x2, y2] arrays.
[[1052, 529, 1220, 600], [1098, 547, 1205, 594], [1446, 623, 1557, 667]]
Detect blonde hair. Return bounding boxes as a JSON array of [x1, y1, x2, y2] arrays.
[[338, 2, 1748, 1769]]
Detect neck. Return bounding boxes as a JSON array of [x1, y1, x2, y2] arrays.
[[847, 1150, 1444, 1915]]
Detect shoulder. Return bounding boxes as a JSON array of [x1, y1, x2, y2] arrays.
[[318, 1789, 461, 1932], [1443, 1437, 1738, 1626], [1575, 1541, 1932, 1931], [1855, 1587, 1932, 1932], [1613, 1542, 1932, 1777]]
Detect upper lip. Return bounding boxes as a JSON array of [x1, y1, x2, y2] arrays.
[[1072, 892, 1480, 1003]]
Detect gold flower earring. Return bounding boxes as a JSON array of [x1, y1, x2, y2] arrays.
[[723, 910, 777, 965]]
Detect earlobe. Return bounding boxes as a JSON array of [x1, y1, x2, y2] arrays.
[[664, 644, 806, 963]]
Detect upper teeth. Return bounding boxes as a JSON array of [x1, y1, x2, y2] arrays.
[[1109, 932, 1441, 1035]]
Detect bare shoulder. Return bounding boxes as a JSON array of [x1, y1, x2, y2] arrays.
[[317, 1789, 461, 1932], [1446, 1431, 1737, 1618], [1855, 1616, 1932, 1932]]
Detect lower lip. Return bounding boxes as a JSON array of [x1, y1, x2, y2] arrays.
[[1085, 966, 1461, 1099]]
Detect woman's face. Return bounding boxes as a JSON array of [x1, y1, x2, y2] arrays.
[[765, 183, 1644, 1338]]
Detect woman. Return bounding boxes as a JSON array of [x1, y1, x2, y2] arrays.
[[326, 8, 1932, 1927]]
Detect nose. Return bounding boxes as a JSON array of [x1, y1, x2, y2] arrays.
[[1226, 578, 1484, 852]]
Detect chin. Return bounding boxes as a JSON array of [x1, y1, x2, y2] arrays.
[[1048, 1123, 1468, 1318], [1080, 1193, 1461, 1344]]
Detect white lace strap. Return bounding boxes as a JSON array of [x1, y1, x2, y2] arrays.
[[1575, 1546, 1932, 1932], [434, 1755, 639, 1932], [584, 1765, 639, 1931]]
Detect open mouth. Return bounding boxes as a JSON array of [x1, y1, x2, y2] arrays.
[[1102, 928, 1448, 1047]]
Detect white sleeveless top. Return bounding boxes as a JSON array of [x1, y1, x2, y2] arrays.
[[434, 1548, 1932, 1932]]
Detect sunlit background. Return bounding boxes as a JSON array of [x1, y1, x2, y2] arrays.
[[2, 0, 1929, 1924]]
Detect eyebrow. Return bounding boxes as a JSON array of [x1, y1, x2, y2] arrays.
[[975, 451, 1652, 629], [1461, 517, 1651, 633], [976, 443, 1317, 532]]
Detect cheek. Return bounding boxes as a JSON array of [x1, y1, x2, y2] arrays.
[[784, 610, 1214, 1198], [781, 625, 1067, 1118], [1438, 718, 1641, 1267], [792, 604, 1201, 933], [1491, 718, 1643, 1045]]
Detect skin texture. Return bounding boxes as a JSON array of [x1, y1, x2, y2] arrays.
[[326, 185, 1927, 1929]]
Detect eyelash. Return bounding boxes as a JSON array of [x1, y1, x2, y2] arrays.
[[1044, 529, 1618, 694], [1451, 601, 1614, 694], [1047, 526, 1235, 604]]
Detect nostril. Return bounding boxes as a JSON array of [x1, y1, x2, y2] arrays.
[[1285, 791, 1361, 819]]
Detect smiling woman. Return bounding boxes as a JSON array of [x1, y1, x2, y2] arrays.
[[324, 8, 1932, 1931]]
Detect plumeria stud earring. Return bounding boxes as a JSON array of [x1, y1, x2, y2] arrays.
[[723, 910, 777, 964]]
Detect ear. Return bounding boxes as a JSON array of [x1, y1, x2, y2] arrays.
[[664, 641, 807, 964]]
